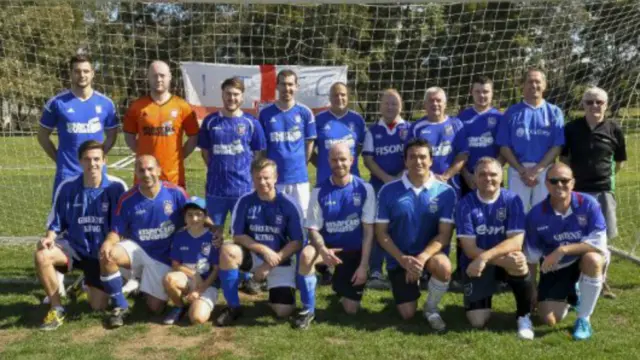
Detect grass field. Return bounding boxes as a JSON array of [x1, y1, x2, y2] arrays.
[[1, 134, 640, 359]]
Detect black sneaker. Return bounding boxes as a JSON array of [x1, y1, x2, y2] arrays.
[[239, 278, 261, 295], [292, 309, 315, 330], [215, 307, 242, 327], [108, 307, 130, 328]]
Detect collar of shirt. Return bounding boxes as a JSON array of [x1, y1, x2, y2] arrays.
[[543, 192, 582, 218], [329, 174, 354, 188], [401, 172, 435, 194], [376, 118, 405, 132]]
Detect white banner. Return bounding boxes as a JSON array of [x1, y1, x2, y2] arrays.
[[180, 63, 348, 118]]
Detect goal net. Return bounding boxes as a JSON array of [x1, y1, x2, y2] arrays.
[[1, 0, 639, 262]]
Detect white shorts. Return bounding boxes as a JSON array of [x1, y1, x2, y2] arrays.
[[248, 252, 296, 290], [118, 240, 171, 301], [170, 271, 219, 310], [508, 163, 549, 213], [276, 182, 310, 218]]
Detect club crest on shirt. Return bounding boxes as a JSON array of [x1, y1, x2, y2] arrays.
[[445, 125, 454, 136], [464, 283, 473, 296], [201, 243, 211, 256], [275, 214, 283, 225], [577, 214, 587, 227], [163, 200, 174, 216], [488, 116, 497, 127], [429, 201, 439, 213], [248, 206, 260, 220], [348, 122, 355, 132], [236, 123, 246, 136], [353, 193, 362, 207], [516, 128, 525, 137], [95, 105, 102, 114], [294, 115, 302, 124], [102, 202, 109, 212], [399, 127, 408, 141], [170, 109, 178, 118], [496, 208, 507, 221]]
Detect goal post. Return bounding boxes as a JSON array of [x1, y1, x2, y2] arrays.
[[0, 0, 639, 264]]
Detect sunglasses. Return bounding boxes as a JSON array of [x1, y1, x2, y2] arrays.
[[547, 177, 573, 185], [585, 100, 605, 106]]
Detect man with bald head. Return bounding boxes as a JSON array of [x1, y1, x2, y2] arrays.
[[293, 143, 376, 329], [525, 163, 608, 340], [99, 155, 189, 328], [123, 60, 199, 188]]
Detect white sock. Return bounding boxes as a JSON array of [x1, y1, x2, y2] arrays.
[[578, 273, 603, 321], [426, 278, 449, 313]]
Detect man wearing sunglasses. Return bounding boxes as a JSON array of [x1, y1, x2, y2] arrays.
[[560, 87, 626, 300], [525, 163, 608, 341]]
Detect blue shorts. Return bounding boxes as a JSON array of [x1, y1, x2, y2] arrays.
[[206, 196, 239, 227]]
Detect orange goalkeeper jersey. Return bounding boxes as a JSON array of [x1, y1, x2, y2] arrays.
[[123, 95, 199, 187]]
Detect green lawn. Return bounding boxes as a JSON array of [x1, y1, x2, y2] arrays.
[[2, 133, 640, 359]]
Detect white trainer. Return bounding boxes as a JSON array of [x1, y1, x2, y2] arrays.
[[424, 311, 447, 332], [517, 315, 535, 340]]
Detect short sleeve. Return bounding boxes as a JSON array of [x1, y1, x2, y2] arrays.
[[304, 108, 317, 140], [122, 103, 139, 134], [614, 124, 627, 162], [182, 102, 199, 136], [506, 194, 525, 234], [197, 117, 211, 150], [285, 199, 305, 242], [104, 100, 120, 129], [454, 199, 475, 238], [40, 98, 58, 129], [524, 212, 542, 264], [230, 197, 248, 236], [362, 129, 374, 156], [250, 118, 267, 151], [361, 183, 376, 224], [551, 106, 565, 147], [375, 186, 391, 223], [439, 187, 456, 224], [304, 188, 324, 230]]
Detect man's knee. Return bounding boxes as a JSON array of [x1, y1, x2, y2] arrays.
[[467, 311, 490, 329], [298, 245, 317, 274], [580, 252, 604, 276], [146, 296, 166, 314], [342, 299, 360, 315], [163, 272, 182, 289], [428, 255, 452, 281], [189, 311, 210, 325], [397, 303, 417, 320], [271, 304, 295, 318], [219, 244, 243, 269], [34, 249, 52, 268]]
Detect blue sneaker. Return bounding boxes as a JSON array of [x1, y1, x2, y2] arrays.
[[572, 317, 592, 340], [163, 307, 184, 325]]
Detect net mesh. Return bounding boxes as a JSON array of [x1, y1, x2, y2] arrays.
[[1, 0, 639, 258]]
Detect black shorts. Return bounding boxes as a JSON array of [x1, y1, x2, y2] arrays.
[[538, 260, 581, 302], [269, 287, 295, 305], [388, 267, 429, 305], [54, 243, 103, 290], [239, 247, 254, 272], [332, 251, 365, 302], [463, 265, 508, 311]]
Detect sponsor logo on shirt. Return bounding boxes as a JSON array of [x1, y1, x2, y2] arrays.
[[325, 213, 361, 233], [374, 144, 403, 156], [475, 224, 505, 236], [432, 142, 453, 157], [516, 127, 551, 138], [270, 127, 302, 142], [67, 118, 102, 134], [553, 231, 582, 242], [212, 140, 244, 155], [163, 200, 174, 216], [468, 132, 494, 148], [324, 137, 355, 150], [78, 216, 105, 233], [138, 220, 175, 241], [143, 122, 174, 136]]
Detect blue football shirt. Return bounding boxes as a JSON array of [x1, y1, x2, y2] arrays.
[[305, 176, 376, 252], [259, 103, 317, 184], [455, 189, 525, 270], [409, 116, 468, 175], [458, 107, 503, 172], [170, 229, 219, 279], [112, 182, 189, 265], [362, 119, 410, 192], [525, 192, 607, 268], [40, 90, 119, 192], [197, 111, 266, 198], [314, 110, 366, 184], [376, 174, 456, 270], [48, 174, 127, 259], [496, 101, 565, 164]]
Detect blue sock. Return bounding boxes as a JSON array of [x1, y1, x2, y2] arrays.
[[219, 268, 241, 308], [239, 271, 252, 282], [100, 271, 129, 309], [296, 273, 317, 314]]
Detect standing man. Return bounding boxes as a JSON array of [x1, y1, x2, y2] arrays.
[[259, 69, 317, 217], [313, 82, 366, 184], [197, 77, 266, 229], [293, 143, 376, 329], [34, 140, 127, 330], [497, 68, 565, 211], [525, 163, 608, 341], [561, 87, 626, 299], [215, 158, 304, 326], [362, 89, 410, 289], [409, 87, 468, 195], [99, 155, 189, 328], [458, 76, 504, 196], [38, 54, 119, 198], [375, 138, 456, 331], [456, 157, 534, 339], [123, 60, 199, 189]]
